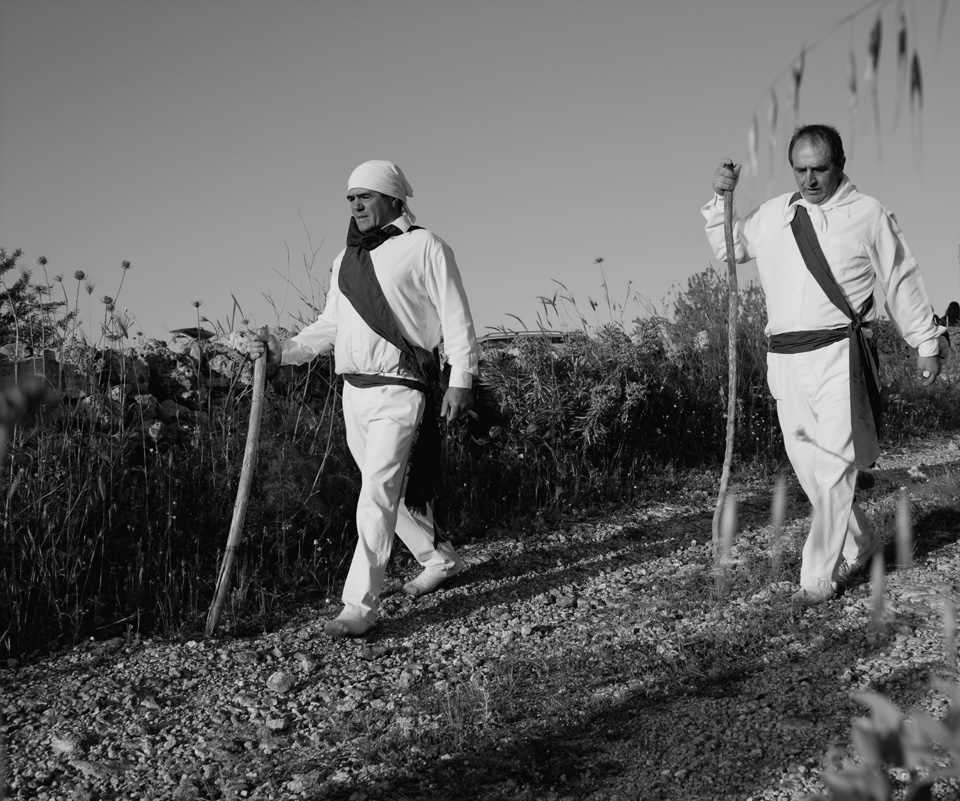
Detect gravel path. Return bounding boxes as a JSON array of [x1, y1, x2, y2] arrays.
[[3, 437, 959, 801]]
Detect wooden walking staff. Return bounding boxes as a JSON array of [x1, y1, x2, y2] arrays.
[[205, 330, 269, 637], [712, 183, 739, 557]]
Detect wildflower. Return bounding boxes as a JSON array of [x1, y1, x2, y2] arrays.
[[54, 274, 63, 282], [37, 256, 48, 266], [121, 260, 131, 270], [84, 279, 95, 295], [192, 300, 203, 308], [100, 295, 114, 306], [74, 270, 86, 281], [594, 257, 604, 265]]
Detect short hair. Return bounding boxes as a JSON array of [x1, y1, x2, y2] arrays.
[[787, 124, 846, 171]]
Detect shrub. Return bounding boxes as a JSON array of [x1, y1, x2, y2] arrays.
[[0, 247, 956, 655]]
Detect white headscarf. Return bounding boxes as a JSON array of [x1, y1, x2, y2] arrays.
[[347, 160, 415, 222]]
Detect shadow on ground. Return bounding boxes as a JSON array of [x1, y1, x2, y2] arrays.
[[311, 469, 959, 800]]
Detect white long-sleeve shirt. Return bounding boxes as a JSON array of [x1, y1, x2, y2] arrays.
[[280, 215, 479, 389], [702, 178, 944, 356]]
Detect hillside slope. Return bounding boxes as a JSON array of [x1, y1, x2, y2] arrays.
[[3, 436, 959, 800]]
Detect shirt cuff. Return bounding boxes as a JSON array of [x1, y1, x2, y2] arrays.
[[447, 367, 474, 390], [280, 339, 312, 366]]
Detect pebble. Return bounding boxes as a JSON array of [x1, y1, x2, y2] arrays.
[[265, 670, 296, 694]]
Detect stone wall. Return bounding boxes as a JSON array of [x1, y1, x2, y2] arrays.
[[0, 329, 322, 443]]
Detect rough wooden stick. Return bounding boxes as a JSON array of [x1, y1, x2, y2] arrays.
[[205, 341, 268, 637], [712, 188, 739, 558]]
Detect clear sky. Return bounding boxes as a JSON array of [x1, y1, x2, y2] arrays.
[[2, 0, 957, 343]]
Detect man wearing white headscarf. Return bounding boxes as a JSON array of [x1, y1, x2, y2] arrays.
[[704, 124, 948, 607], [254, 160, 479, 636]]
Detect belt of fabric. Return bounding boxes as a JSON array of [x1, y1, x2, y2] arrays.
[[343, 373, 429, 393], [768, 327, 848, 354]]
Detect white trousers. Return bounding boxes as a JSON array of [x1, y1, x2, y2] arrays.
[[340, 382, 460, 623], [767, 340, 874, 588]]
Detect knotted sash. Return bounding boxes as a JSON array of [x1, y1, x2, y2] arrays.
[[338, 217, 442, 515], [770, 193, 881, 469]]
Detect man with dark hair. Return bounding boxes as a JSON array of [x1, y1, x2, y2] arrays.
[[253, 160, 478, 636], [786, 123, 846, 180], [704, 124, 948, 606]]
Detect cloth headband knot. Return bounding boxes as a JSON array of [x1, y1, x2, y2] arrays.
[[347, 160, 416, 222]]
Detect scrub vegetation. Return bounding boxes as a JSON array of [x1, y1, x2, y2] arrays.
[[1, 247, 957, 656]]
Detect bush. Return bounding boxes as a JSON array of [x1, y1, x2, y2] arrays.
[[0, 247, 956, 656], [874, 318, 960, 439]]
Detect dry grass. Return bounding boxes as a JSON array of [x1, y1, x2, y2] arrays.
[[0, 245, 957, 672]]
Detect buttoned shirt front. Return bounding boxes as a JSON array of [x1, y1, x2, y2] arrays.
[[702, 178, 943, 356], [280, 214, 479, 389]]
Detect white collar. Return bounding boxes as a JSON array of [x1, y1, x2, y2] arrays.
[[388, 214, 413, 233], [783, 177, 856, 232]]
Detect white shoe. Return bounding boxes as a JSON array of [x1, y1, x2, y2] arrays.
[[323, 610, 373, 638], [791, 579, 836, 607], [402, 554, 464, 597]]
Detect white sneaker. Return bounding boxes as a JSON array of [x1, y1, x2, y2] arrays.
[[323, 610, 373, 638], [402, 554, 464, 597], [791, 579, 836, 607]]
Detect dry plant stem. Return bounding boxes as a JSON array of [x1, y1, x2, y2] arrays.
[[896, 488, 914, 568], [0, 710, 6, 801], [870, 551, 885, 627], [712, 188, 739, 556], [945, 598, 957, 675], [205, 340, 268, 637], [770, 476, 787, 579]]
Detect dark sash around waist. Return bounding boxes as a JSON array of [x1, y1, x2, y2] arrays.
[[337, 218, 441, 516], [768, 326, 848, 354], [343, 373, 429, 393], [789, 195, 881, 469]]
